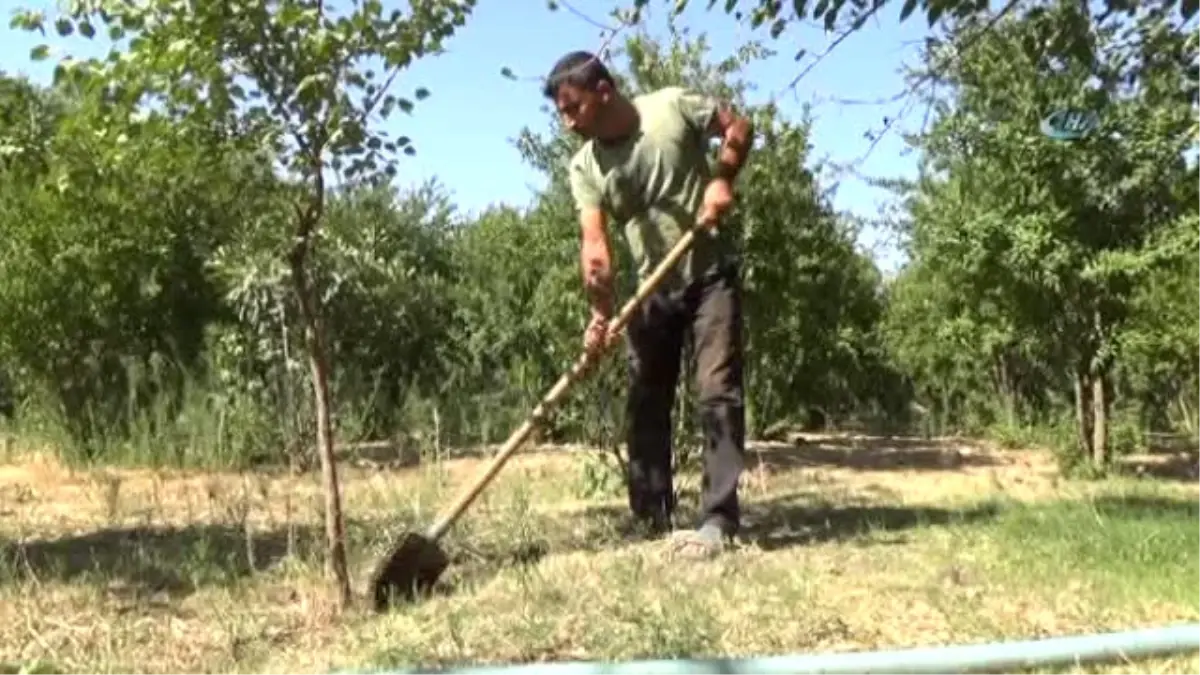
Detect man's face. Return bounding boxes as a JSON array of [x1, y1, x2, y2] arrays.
[[554, 81, 610, 138]]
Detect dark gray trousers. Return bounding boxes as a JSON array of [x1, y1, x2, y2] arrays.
[[623, 263, 746, 534]]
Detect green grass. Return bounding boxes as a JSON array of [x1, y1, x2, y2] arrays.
[[980, 493, 1199, 607], [0, 434, 1197, 674]]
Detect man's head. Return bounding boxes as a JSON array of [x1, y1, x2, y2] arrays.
[[542, 51, 619, 139]]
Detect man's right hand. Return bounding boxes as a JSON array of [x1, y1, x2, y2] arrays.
[[583, 310, 613, 358], [698, 176, 734, 229]]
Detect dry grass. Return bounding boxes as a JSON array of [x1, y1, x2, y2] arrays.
[[1, 433, 1197, 674]]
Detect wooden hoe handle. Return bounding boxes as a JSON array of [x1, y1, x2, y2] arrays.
[[425, 227, 700, 540]]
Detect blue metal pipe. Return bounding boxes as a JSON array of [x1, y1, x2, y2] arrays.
[[360, 623, 1200, 675]]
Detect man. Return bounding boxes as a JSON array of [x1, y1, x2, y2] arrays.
[[541, 50, 755, 558]]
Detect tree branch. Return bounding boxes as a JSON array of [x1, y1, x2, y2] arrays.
[[815, 0, 1025, 175]]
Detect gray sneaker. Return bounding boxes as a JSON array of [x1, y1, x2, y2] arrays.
[[666, 520, 732, 560]]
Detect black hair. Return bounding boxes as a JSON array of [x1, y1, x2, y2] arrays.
[[542, 50, 616, 99]]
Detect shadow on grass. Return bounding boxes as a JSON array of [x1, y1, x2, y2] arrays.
[[388, 507, 668, 603], [1142, 432, 1199, 455], [0, 511, 562, 607], [1114, 451, 1199, 483], [373, 492, 1200, 611], [355, 488, 1200, 610], [559, 488, 1004, 556], [736, 489, 1005, 551], [1083, 493, 1199, 520], [426, 539, 555, 599], [747, 435, 1005, 473], [0, 520, 333, 597]]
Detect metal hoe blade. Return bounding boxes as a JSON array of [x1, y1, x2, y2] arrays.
[[368, 532, 450, 612]]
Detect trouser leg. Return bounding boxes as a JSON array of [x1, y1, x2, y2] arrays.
[[624, 293, 684, 525], [687, 265, 747, 535]]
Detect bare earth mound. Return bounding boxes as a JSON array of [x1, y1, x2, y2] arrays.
[[1, 434, 1197, 674]]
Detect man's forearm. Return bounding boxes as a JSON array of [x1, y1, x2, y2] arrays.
[[582, 239, 615, 317], [714, 115, 754, 182]]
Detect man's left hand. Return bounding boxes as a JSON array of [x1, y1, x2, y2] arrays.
[[697, 177, 734, 229]]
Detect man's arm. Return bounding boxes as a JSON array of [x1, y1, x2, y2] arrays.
[[568, 155, 615, 318], [707, 102, 755, 183], [580, 206, 615, 318], [675, 89, 756, 181]]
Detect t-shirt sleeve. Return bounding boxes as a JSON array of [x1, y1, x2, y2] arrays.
[[567, 152, 603, 212], [670, 87, 719, 135]]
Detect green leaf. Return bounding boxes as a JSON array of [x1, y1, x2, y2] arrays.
[[899, 0, 920, 21], [927, 0, 945, 26], [30, 44, 50, 61], [823, 4, 841, 30], [414, 87, 430, 100], [10, 10, 46, 33], [380, 95, 397, 118], [54, 18, 73, 36]]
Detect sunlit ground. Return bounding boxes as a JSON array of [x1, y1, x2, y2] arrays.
[[1, 433, 1197, 674]]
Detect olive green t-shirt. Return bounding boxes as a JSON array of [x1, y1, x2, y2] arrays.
[[567, 86, 735, 292]]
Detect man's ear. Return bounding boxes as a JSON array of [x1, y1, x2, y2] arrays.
[[594, 79, 613, 103]]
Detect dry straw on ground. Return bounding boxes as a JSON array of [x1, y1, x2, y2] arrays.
[[2, 433, 1197, 674]]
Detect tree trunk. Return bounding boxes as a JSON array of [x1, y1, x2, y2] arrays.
[[993, 354, 1016, 426], [1086, 306, 1116, 468], [1074, 368, 1095, 460], [290, 173, 351, 608], [1176, 391, 1197, 438], [1091, 369, 1111, 466], [278, 294, 302, 472]]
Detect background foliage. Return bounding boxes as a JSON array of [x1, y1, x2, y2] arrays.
[[1, 0, 1195, 489]]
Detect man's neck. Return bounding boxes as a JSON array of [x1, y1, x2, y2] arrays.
[[596, 96, 640, 144]]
